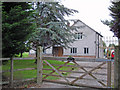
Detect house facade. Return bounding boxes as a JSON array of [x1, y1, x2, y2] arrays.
[[29, 20, 104, 58]]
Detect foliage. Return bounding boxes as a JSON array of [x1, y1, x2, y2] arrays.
[[2, 2, 35, 58], [15, 52, 29, 58], [68, 55, 72, 58], [30, 2, 78, 50], [102, 41, 106, 47], [109, 43, 115, 47], [101, 1, 120, 38], [102, 41, 106, 56]]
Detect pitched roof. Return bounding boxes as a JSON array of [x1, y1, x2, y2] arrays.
[[69, 19, 103, 37]]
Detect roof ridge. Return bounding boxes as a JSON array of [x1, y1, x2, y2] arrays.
[[69, 19, 103, 37]]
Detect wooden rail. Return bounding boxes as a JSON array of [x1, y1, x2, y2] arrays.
[[43, 63, 107, 69], [43, 57, 113, 62], [1, 78, 36, 85], [43, 79, 104, 88], [1, 57, 36, 61], [1, 57, 113, 62], [42, 73, 107, 82], [1, 68, 36, 73], [43, 68, 107, 75]]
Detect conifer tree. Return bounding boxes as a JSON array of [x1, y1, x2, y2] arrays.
[[102, 1, 120, 40], [2, 2, 35, 58], [31, 2, 78, 51]]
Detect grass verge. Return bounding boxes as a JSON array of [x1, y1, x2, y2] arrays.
[[2, 59, 75, 80]]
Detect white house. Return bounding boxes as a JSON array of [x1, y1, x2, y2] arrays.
[[30, 19, 104, 58]]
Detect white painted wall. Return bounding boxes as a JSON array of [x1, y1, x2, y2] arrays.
[[99, 37, 104, 58], [63, 21, 96, 56], [29, 49, 36, 54], [95, 33, 104, 58], [45, 47, 52, 54]]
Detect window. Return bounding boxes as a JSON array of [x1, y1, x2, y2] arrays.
[[84, 48, 89, 54], [75, 33, 83, 39], [71, 48, 77, 53]]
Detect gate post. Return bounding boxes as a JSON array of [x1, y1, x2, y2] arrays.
[[37, 46, 43, 85], [107, 60, 111, 87], [10, 57, 13, 87], [114, 46, 120, 88]]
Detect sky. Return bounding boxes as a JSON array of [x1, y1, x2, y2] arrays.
[[61, 0, 114, 37]]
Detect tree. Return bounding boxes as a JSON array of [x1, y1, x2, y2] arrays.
[[102, 1, 120, 41], [2, 2, 35, 58], [109, 43, 115, 47], [102, 41, 106, 56], [30, 2, 78, 51], [30, 2, 78, 64]]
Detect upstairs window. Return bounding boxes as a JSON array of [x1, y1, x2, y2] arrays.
[[75, 32, 83, 40], [71, 48, 77, 53], [84, 47, 89, 54]]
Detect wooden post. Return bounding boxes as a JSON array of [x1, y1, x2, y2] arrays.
[[107, 61, 111, 87], [114, 46, 120, 88], [37, 46, 43, 85], [10, 57, 13, 87]]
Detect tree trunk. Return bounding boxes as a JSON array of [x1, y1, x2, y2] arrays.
[[118, 38, 120, 47], [34, 46, 37, 64], [20, 51, 23, 57]]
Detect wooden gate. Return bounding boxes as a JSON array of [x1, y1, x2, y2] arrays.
[[40, 57, 113, 88]]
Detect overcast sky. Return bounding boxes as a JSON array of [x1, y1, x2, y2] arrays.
[[61, 0, 114, 37]]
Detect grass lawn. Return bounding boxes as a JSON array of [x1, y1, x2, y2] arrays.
[[2, 58, 75, 81], [15, 52, 29, 58]]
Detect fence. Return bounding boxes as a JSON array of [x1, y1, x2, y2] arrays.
[[103, 36, 118, 46], [1, 46, 114, 88], [1, 57, 37, 87]]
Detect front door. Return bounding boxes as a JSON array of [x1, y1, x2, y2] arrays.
[[53, 47, 63, 56]]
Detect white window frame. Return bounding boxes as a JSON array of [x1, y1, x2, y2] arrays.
[[84, 47, 89, 54], [70, 47, 77, 54], [75, 32, 83, 40]]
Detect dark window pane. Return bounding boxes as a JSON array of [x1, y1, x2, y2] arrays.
[[71, 48, 77, 53], [75, 33, 83, 39], [71, 48, 72, 53], [76, 48, 77, 53], [73, 48, 75, 53], [87, 48, 88, 54], [81, 34, 82, 39], [75, 48, 76, 53], [84, 48, 86, 54], [78, 34, 80, 39]]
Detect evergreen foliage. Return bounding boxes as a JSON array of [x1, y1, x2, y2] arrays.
[[109, 43, 115, 47], [102, 1, 120, 38], [30, 2, 78, 50], [2, 2, 35, 57]]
